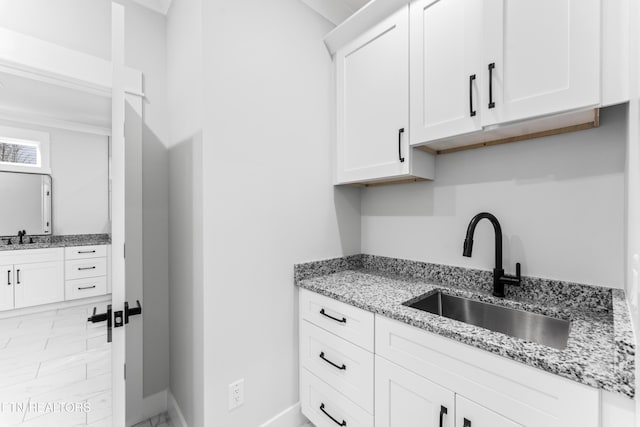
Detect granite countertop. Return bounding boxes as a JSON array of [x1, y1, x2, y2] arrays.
[[294, 254, 635, 399], [0, 234, 111, 251]]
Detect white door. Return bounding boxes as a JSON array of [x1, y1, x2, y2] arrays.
[[482, 0, 600, 126], [13, 261, 64, 308], [456, 395, 522, 427], [336, 5, 409, 184], [410, 0, 483, 144], [375, 355, 455, 427], [0, 264, 13, 311]]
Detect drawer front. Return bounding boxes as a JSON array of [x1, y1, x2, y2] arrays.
[[301, 320, 373, 414], [375, 315, 599, 427], [65, 276, 107, 301], [300, 368, 373, 427], [299, 288, 374, 351], [65, 245, 107, 260], [0, 248, 63, 265], [65, 258, 107, 280]]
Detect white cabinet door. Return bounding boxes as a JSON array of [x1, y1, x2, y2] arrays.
[[336, 5, 410, 184], [456, 395, 522, 427], [410, 0, 483, 144], [482, 0, 600, 126], [376, 355, 455, 427], [0, 265, 13, 311], [14, 261, 64, 308]]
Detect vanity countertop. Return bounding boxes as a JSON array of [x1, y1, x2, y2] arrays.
[[0, 234, 110, 251], [294, 254, 635, 398]]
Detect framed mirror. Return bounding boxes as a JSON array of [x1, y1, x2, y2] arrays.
[[0, 171, 52, 235]]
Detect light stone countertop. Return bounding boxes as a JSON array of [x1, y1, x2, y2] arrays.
[[0, 234, 110, 251], [294, 254, 635, 398]]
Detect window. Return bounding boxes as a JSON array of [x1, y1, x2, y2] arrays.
[[0, 126, 50, 174], [0, 139, 40, 167]]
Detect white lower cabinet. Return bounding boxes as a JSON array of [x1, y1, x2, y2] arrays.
[[456, 395, 521, 427], [375, 355, 455, 427], [0, 264, 14, 311], [14, 261, 64, 308]]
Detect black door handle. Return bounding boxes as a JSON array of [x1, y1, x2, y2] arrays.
[[398, 128, 405, 163], [439, 405, 448, 427], [464, 418, 471, 427], [16, 269, 20, 284], [87, 305, 112, 343], [469, 75, 476, 117], [488, 62, 496, 109], [319, 308, 346, 324], [7, 270, 10, 286], [319, 403, 347, 426], [319, 352, 346, 370], [124, 300, 142, 324]]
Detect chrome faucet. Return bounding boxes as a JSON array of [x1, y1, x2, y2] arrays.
[[463, 212, 521, 297]]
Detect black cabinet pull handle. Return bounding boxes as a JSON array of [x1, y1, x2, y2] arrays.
[[464, 418, 471, 427], [7, 270, 10, 286], [439, 405, 448, 427], [16, 269, 20, 284], [469, 75, 476, 117], [319, 352, 346, 370], [319, 403, 347, 426], [78, 285, 97, 291], [78, 266, 96, 271], [398, 128, 405, 163], [78, 250, 96, 254], [320, 308, 346, 324], [488, 62, 495, 109]]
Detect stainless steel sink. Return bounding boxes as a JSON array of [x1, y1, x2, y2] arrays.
[[406, 291, 571, 350]]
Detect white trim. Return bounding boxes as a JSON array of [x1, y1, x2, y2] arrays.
[[0, 109, 111, 137], [0, 294, 110, 319], [168, 391, 189, 427], [258, 402, 308, 427], [135, 389, 168, 424]]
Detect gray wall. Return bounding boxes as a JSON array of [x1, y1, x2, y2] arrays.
[[362, 104, 627, 288]]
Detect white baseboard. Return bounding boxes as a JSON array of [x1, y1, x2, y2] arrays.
[[258, 402, 309, 427], [168, 391, 189, 427], [140, 389, 168, 421]]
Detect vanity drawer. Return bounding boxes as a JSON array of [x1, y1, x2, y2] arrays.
[[300, 368, 373, 427], [299, 288, 374, 351], [301, 320, 373, 414], [65, 276, 107, 300], [65, 245, 107, 260], [65, 258, 106, 280]]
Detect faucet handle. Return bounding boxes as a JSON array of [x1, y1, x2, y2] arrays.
[[515, 262, 521, 280]]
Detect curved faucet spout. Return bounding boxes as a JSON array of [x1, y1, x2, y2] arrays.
[[463, 212, 503, 272]]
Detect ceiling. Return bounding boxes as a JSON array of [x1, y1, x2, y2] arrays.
[[129, 0, 173, 15], [300, 0, 371, 25], [0, 70, 111, 130]]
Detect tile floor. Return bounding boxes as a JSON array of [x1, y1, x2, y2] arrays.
[[131, 412, 173, 427], [0, 302, 111, 426]]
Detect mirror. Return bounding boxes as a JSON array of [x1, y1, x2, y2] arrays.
[[0, 171, 52, 235]]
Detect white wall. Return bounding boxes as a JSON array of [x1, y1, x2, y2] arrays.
[[166, 0, 204, 425], [362, 104, 627, 288], [201, 1, 361, 426]]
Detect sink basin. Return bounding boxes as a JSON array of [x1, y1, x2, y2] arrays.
[[405, 291, 571, 350]]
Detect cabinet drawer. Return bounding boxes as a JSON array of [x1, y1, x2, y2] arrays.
[[300, 289, 374, 351], [65, 245, 107, 260], [65, 276, 107, 301], [301, 320, 373, 414], [300, 368, 373, 427], [65, 258, 106, 280]]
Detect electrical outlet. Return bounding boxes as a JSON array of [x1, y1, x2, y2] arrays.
[[228, 379, 244, 411]]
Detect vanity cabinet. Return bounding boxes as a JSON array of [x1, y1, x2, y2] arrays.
[[409, 0, 600, 146], [376, 355, 455, 427], [456, 395, 521, 427], [14, 261, 64, 308], [64, 245, 109, 300], [334, 4, 435, 185], [0, 264, 14, 311]]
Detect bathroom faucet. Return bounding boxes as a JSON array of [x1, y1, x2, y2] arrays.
[[17, 230, 26, 245], [462, 212, 521, 297]]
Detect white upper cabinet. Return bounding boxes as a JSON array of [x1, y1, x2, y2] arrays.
[[410, 0, 483, 143], [335, 4, 434, 184], [481, 0, 600, 126]]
